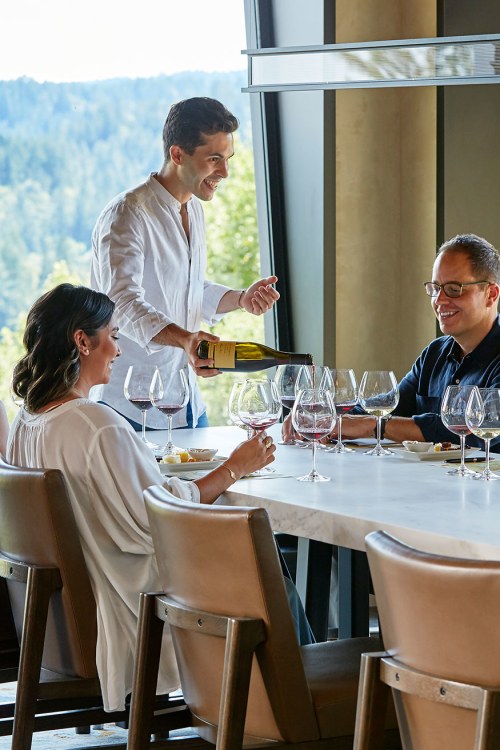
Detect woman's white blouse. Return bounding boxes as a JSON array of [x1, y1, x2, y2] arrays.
[[7, 399, 200, 711]]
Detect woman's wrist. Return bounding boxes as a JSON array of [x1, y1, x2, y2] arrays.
[[220, 462, 239, 482]]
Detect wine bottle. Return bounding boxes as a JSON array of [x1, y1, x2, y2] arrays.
[[197, 340, 313, 372]]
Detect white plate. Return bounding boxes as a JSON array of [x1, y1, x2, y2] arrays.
[[159, 457, 225, 474], [391, 447, 471, 462]]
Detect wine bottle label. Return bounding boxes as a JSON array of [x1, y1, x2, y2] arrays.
[[207, 341, 236, 369]]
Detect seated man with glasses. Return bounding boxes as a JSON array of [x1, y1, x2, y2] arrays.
[[336, 233, 500, 450]]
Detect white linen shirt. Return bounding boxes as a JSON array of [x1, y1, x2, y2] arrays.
[[90, 174, 231, 428], [7, 399, 200, 711]]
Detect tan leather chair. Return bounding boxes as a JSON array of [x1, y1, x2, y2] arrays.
[[354, 530, 500, 750], [127, 489, 400, 750], [0, 461, 189, 750]]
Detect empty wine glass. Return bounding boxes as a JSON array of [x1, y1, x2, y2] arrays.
[[274, 364, 304, 445], [124, 365, 159, 450], [228, 380, 252, 439], [326, 369, 358, 453], [149, 367, 189, 455], [465, 387, 500, 481], [440, 384, 478, 477], [238, 379, 282, 434], [292, 388, 336, 481], [359, 370, 399, 456]]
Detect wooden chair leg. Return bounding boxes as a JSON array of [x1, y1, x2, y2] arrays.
[[475, 690, 500, 750], [12, 566, 61, 750], [217, 618, 265, 750], [353, 651, 390, 750], [127, 592, 165, 750]]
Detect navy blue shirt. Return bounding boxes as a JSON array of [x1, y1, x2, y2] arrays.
[[395, 316, 500, 450]]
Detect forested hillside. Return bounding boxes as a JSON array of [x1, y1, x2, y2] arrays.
[[0, 71, 263, 423], [0, 70, 250, 328]]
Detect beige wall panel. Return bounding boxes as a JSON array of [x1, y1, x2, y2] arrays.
[[399, 86, 438, 367], [336, 0, 435, 43], [335, 87, 436, 379], [335, 0, 437, 380]]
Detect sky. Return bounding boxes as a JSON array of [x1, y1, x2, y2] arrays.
[[0, 0, 247, 83]]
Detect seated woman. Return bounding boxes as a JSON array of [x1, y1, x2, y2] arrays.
[[6, 283, 277, 713], [0, 400, 8, 460]]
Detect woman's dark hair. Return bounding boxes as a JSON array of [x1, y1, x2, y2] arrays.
[[162, 97, 238, 159], [13, 283, 115, 413]]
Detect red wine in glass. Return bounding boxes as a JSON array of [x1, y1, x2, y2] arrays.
[[280, 396, 296, 410], [441, 384, 476, 477], [242, 416, 280, 432], [128, 398, 153, 412], [154, 404, 183, 417], [445, 424, 471, 436], [291, 388, 336, 481], [297, 427, 332, 441], [123, 365, 158, 449], [335, 403, 355, 416], [150, 368, 189, 455]]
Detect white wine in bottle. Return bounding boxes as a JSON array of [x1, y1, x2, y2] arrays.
[[197, 340, 313, 372]]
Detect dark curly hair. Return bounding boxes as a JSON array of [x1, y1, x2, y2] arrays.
[[13, 284, 115, 413], [162, 97, 238, 160], [437, 233, 500, 284]]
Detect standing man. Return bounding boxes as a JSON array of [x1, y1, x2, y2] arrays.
[[91, 97, 279, 429]]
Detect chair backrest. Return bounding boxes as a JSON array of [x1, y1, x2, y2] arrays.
[[143, 487, 320, 744], [365, 530, 500, 750], [0, 462, 97, 678]]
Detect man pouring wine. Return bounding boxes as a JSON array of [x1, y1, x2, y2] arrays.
[[91, 97, 280, 429]]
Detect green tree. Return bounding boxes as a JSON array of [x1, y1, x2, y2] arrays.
[[0, 74, 261, 427], [199, 137, 265, 425]]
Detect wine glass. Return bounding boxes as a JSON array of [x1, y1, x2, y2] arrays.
[[326, 369, 358, 453], [228, 380, 252, 439], [291, 388, 336, 481], [149, 367, 189, 455], [294, 366, 333, 449], [358, 370, 399, 456], [274, 364, 304, 445], [440, 384, 478, 477], [123, 365, 159, 450], [465, 387, 500, 481], [297, 365, 334, 393], [238, 379, 282, 434]]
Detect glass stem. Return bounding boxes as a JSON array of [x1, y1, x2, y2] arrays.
[[141, 409, 147, 442], [246, 426, 253, 440], [311, 439, 317, 475], [337, 415, 343, 446], [485, 438, 491, 476], [167, 415, 173, 449], [376, 416, 382, 449], [459, 434, 466, 472]]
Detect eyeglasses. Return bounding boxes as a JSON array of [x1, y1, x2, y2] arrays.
[[423, 280, 491, 298]]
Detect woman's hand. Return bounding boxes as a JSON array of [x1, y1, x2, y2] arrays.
[[225, 431, 276, 478], [195, 432, 276, 504]]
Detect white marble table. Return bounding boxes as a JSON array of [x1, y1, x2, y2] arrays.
[[160, 425, 499, 560], [158, 424, 498, 637]]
